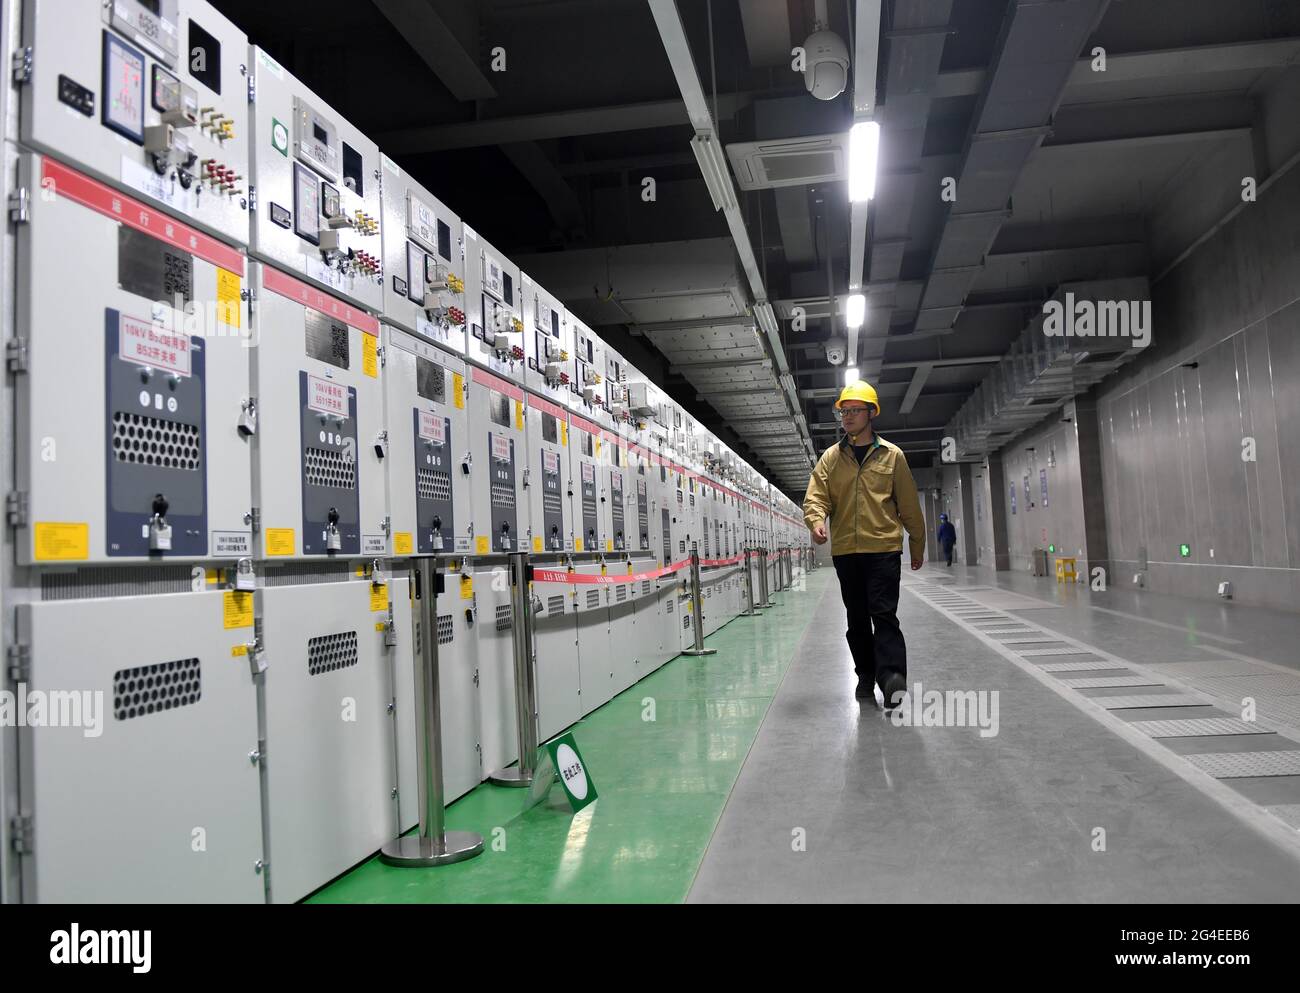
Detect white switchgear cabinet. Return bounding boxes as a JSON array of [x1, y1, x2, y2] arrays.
[[521, 276, 572, 554], [248, 263, 387, 560], [463, 225, 525, 384], [247, 47, 384, 313], [18, 0, 252, 248], [378, 157, 468, 356], [465, 365, 527, 555], [382, 327, 472, 556], [260, 578, 405, 903], [14, 153, 253, 565], [16, 591, 265, 903]]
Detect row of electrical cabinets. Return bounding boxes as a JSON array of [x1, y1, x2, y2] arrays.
[[8, 0, 804, 567], [13, 539, 770, 903], [10, 148, 801, 565]]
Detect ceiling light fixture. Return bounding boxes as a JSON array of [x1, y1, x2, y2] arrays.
[[848, 122, 879, 202], [846, 292, 866, 328]]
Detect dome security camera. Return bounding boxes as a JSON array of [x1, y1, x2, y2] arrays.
[[803, 30, 850, 101], [823, 336, 847, 365]]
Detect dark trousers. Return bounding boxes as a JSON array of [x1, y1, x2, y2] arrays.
[[831, 552, 906, 688], [942, 540, 954, 566]]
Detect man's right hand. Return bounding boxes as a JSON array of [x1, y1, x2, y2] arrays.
[[811, 522, 828, 545]]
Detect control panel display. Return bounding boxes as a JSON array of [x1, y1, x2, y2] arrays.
[[103, 32, 146, 144]]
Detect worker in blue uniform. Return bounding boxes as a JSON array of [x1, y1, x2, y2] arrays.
[[937, 513, 956, 567]]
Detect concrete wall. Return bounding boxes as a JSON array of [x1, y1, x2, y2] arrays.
[[1091, 161, 1300, 612], [994, 417, 1089, 577]]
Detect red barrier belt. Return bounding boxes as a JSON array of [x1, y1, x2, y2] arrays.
[[531, 554, 743, 586]]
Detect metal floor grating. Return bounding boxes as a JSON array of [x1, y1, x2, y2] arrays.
[[999, 638, 1068, 645], [1128, 718, 1273, 738], [1016, 647, 1101, 657], [1059, 675, 1165, 688], [1264, 805, 1300, 830], [1188, 674, 1300, 696], [1093, 694, 1210, 710], [1146, 660, 1280, 678], [981, 628, 1039, 635], [1038, 660, 1136, 672], [1184, 750, 1300, 778]]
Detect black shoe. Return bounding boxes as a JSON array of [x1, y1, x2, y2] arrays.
[[855, 678, 872, 700], [882, 672, 907, 710]]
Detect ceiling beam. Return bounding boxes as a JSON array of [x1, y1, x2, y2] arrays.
[[499, 142, 585, 236], [925, 39, 1300, 101], [371, 0, 496, 102], [670, 357, 771, 373], [648, 0, 811, 459], [634, 315, 756, 334], [898, 362, 933, 415], [375, 94, 752, 154]]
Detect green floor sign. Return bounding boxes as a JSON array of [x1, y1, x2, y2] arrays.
[[549, 734, 597, 812]]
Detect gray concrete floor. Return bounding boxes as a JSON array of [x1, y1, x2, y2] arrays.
[[688, 564, 1300, 902]]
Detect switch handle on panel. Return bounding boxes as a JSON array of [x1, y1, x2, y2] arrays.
[[326, 507, 342, 552]]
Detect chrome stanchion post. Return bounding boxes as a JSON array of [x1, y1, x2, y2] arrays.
[[681, 541, 716, 656], [758, 546, 774, 608], [490, 551, 539, 787], [739, 547, 758, 617], [381, 557, 484, 867]]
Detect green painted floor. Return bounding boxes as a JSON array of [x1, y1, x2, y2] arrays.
[[307, 568, 832, 904]]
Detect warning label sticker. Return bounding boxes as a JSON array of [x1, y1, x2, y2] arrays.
[[119, 313, 191, 376], [216, 269, 242, 330], [34, 522, 89, 561], [211, 531, 251, 557], [582, 462, 595, 483], [543, 450, 559, 474], [362, 534, 387, 555], [223, 590, 254, 630], [265, 528, 295, 556], [363, 333, 378, 378], [491, 434, 511, 462]]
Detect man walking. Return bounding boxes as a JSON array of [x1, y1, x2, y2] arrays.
[[938, 513, 957, 567], [803, 381, 926, 708]]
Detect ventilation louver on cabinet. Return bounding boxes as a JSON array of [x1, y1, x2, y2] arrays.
[[114, 658, 200, 720]]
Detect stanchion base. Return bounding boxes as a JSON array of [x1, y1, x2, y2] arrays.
[[682, 647, 717, 655], [763, 599, 778, 608], [488, 767, 534, 788], [379, 831, 484, 867], [739, 609, 758, 617]]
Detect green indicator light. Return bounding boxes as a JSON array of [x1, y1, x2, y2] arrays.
[[1179, 543, 1191, 557], [1048, 544, 1055, 553]]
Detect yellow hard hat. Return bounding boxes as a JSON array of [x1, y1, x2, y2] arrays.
[[835, 380, 880, 414]]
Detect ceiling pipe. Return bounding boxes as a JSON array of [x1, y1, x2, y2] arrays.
[[648, 0, 817, 467]]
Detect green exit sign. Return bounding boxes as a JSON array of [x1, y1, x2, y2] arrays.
[[1048, 544, 1056, 553], [1179, 543, 1191, 557]]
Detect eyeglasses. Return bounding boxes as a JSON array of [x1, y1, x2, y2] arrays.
[[836, 406, 871, 420]]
